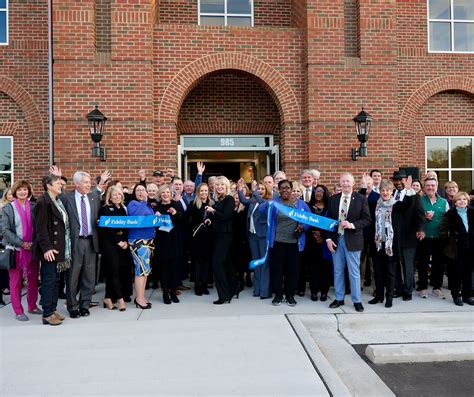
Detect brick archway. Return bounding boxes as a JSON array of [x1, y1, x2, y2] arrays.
[[158, 53, 302, 125], [0, 75, 44, 135], [399, 76, 474, 136]]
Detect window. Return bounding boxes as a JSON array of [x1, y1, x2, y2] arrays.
[[0, 0, 7, 45], [426, 136, 474, 192], [428, 0, 474, 52], [0, 137, 13, 192], [199, 0, 253, 27]]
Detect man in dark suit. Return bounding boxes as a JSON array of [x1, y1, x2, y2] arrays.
[[326, 173, 371, 312], [63, 170, 107, 318]]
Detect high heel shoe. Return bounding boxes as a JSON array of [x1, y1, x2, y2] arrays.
[[213, 299, 231, 305], [170, 290, 180, 303], [103, 299, 117, 310], [118, 299, 126, 312], [134, 298, 151, 309]]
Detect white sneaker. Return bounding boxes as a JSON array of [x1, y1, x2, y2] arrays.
[[418, 289, 429, 299], [432, 288, 446, 299]]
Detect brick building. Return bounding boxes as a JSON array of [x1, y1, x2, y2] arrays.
[[0, 0, 473, 193]]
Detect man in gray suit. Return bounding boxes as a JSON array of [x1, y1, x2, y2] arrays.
[[63, 170, 108, 318]]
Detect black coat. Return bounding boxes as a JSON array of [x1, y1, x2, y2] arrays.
[[33, 193, 67, 262], [326, 192, 371, 251], [392, 193, 426, 252], [439, 207, 474, 259], [154, 201, 183, 259], [189, 200, 213, 259], [212, 195, 235, 234]]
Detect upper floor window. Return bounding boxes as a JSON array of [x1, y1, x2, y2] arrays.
[[199, 0, 253, 27], [0, 0, 8, 45], [428, 0, 474, 52]]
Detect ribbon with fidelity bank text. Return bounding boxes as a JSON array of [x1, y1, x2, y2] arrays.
[[98, 215, 173, 230], [249, 201, 338, 269]]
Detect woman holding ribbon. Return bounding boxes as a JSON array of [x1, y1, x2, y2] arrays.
[[268, 180, 310, 307], [237, 179, 272, 299], [2, 180, 40, 321], [127, 184, 155, 309]]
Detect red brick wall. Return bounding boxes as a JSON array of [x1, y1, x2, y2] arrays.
[[0, 0, 49, 192], [178, 70, 281, 136]]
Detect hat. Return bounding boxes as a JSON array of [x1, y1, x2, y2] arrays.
[[153, 170, 164, 177], [391, 170, 407, 180]]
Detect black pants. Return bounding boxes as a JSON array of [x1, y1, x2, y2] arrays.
[[309, 243, 331, 295], [193, 256, 211, 285], [40, 261, 61, 317], [373, 245, 396, 300], [160, 257, 179, 290], [270, 242, 300, 299], [450, 247, 473, 299], [213, 233, 237, 301], [417, 238, 445, 290]]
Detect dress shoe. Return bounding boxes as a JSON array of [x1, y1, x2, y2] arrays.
[[311, 293, 318, 302], [393, 291, 402, 299], [329, 300, 344, 309], [16, 313, 29, 321], [385, 299, 393, 308], [403, 294, 412, 301], [453, 297, 463, 306], [286, 296, 297, 307], [170, 291, 180, 303], [462, 297, 474, 306], [42, 314, 62, 326], [354, 302, 364, 312], [368, 297, 383, 304], [260, 296, 271, 300], [201, 286, 210, 295], [320, 294, 328, 302], [272, 296, 283, 306], [28, 308, 43, 315], [54, 311, 65, 321], [80, 308, 90, 317], [134, 299, 152, 309], [213, 299, 231, 305], [162, 293, 171, 305], [103, 299, 117, 310], [117, 299, 126, 312], [69, 310, 81, 319], [194, 285, 203, 296]]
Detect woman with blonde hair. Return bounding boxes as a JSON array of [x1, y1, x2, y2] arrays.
[[205, 176, 238, 304], [98, 186, 133, 311]]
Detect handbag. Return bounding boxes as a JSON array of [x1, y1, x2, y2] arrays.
[[0, 246, 15, 270]]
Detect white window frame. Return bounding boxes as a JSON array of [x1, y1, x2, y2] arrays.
[[427, 0, 474, 53], [198, 0, 254, 27], [0, 0, 8, 46], [425, 136, 474, 189], [0, 136, 13, 187]]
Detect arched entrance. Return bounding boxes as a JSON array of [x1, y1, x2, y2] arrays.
[[177, 69, 281, 181]]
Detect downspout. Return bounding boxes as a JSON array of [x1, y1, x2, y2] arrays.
[[48, 0, 54, 165]]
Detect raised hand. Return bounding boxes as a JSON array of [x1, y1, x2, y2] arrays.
[[100, 169, 111, 184], [405, 175, 413, 190], [49, 165, 62, 177], [237, 178, 245, 189], [360, 172, 371, 188], [197, 161, 205, 174]]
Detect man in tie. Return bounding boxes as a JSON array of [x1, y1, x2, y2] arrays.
[[391, 170, 408, 201], [63, 171, 106, 318], [300, 170, 314, 203], [326, 173, 371, 312], [370, 169, 382, 194]]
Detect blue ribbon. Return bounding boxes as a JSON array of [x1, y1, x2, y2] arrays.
[[98, 215, 173, 229], [249, 201, 338, 269]]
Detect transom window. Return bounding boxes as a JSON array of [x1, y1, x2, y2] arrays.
[[426, 136, 474, 192], [0, 0, 8, 45], [198, 0, 253, 27], [428, 0, 474, 52], [0, 136, 13, 192]]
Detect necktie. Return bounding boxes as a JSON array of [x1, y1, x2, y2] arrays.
[[305, 189, 310, 202], [395, 190, 401, 201], [81, 195, 89, 236], [338, 195, 349, 235]]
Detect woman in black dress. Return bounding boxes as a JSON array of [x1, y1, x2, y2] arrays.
[[189, 183, 214, 296], [98, 186, 133, 311], [155, 184, 183, 304], [205, 176, 238, 304]]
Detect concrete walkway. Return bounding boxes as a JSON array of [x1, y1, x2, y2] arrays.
[[0, 284, 472, 396]]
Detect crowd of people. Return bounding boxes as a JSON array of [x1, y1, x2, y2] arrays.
[[0, 162, 472, 325]]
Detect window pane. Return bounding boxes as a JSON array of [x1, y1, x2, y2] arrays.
[[0, 12, 6, 44], [434, 170, 450, 189], [452, 170, 473, 192], [429, 0, 451, 19], [454, 22, 474, 51], [228, 0, 252, 14], [453, 0, 474, 20], [227, 16, 251, 26], [429, 22, 452, 51], [0, 1, 6, 9], [427, 138, 449, 168], [200, 0, 225, 14], [451, 138, 472, 168], [0, 138, 11, 171], [200, 16, 225, 26]]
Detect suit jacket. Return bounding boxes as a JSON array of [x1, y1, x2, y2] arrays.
[[326, 192, 371, 251], [212, 195, 235, 234], [392, 193, 426, 251], [62, 190, 101, 253], [237, 189, 268, 238], [439, 207, 474, 256]]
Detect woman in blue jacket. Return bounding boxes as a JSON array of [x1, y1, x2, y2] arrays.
[[237, 179, 272, 299], [269, 179, 310, 306]]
